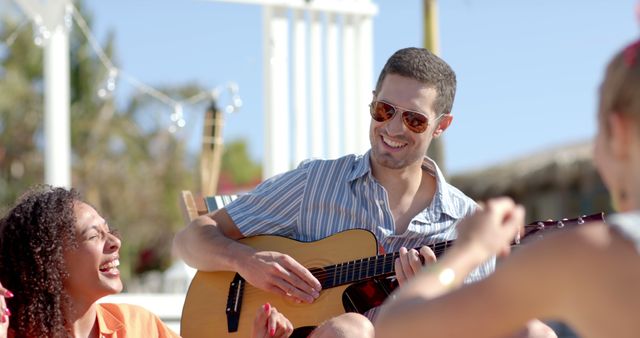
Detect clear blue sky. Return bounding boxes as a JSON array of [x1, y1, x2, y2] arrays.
[[7, 0, 639, 174]]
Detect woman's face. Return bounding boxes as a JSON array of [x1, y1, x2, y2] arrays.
[[63, 201, 123, 303]]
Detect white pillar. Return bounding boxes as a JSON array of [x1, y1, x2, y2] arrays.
[[355, 14, 373, 154], [44, 24, 71, 187], [293, 9, 308, 165], [341, 14, 357, 155], [263, 6, 290, 178], [207, 0, 378, 175], [14, 0, 72, 188], [325, 12, 340, 159], [309, 11, 324, 158]]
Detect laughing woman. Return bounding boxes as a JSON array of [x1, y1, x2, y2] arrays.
[[0, 186, 292, 338], [0, 186, 178, 337]]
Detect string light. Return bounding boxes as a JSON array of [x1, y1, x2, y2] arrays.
[[32, 15, 49, 47], [97, 67, 118, 99], [2, 3, 243, 132]]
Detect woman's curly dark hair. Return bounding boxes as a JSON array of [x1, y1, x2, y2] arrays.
[[0, 185, 79, 337]]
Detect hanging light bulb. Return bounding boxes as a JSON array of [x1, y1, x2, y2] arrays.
[[168, 103, 186, 132], [97, 68, 118, 99], [32, 16, 50, 47], [224, 83, 242, 114], [64, 4, 74, 31], [170, 103, 183, 122], [106, 68, 118, 91]]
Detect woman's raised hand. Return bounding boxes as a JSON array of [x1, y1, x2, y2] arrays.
[[252, 303, 294, 338], [456, 197, 525, 261], [0, 282, 13, 338]]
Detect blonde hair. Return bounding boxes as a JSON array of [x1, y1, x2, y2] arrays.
[[599, 39, 640, 132]]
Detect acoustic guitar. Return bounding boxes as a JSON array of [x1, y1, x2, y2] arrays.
[[180, 213, 603, 337]]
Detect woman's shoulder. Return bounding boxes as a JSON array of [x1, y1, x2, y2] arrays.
[[534, 220, 640, 281], [97, 303, 179, 337], [98, 302, 156, 318]]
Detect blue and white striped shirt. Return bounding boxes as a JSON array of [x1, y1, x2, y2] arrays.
[[226, 151, 495, 283]]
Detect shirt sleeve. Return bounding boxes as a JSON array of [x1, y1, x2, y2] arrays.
[[226, 161, 311, 237]]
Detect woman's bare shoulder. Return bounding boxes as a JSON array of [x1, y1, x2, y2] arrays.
[[531, 221, 640, 281], [562, 221, 636, 256]]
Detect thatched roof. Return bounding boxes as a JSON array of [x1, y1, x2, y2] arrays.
[[450, 141, 596, 198]]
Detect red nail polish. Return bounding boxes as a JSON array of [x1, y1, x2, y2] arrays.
[[4, 308, 10, 316], [1, 314, 6, 323], [264, 302, 271, 314], [269, 328, 275, 337], [4, 290, 13, 298]]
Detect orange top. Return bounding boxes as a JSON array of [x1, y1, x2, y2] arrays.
[[96, 303, 180, 338]]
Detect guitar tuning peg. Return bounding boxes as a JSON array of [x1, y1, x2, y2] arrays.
[[557, 220, 565, 228], [577, 217, 585, 224], [537, 221, 545, 230]]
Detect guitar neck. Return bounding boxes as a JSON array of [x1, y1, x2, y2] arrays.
[[311, 240, 455, 289], [313, 212, 604, 290]]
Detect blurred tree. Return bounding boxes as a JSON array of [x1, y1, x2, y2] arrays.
[[0, 2, 197, 283], [219, 139, 262, 188]]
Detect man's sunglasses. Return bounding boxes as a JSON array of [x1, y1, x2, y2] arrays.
[[369, 100, 444, 134]]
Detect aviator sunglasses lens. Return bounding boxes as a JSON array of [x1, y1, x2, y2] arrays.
[[371, 101, 395, 122], [402, 111, 428, 133], [370, 101, 430, 133]]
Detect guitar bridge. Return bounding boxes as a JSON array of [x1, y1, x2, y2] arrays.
[[226, 273, 245, 333]]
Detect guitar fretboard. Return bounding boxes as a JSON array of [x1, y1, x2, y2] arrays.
[[308, 212, 604, 290], [312, 239, 455, 289]]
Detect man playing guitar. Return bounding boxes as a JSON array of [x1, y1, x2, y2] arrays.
[[174, 47, 554, 338]]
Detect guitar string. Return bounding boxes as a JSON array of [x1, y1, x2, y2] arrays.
[[241, 218, 574, 297], [240, 242, 453, 297], [238, 216, 602, 296]]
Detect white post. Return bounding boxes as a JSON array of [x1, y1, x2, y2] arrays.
[[309, 11, 324, 158], [341, 14, 357, 155], [205, 0, 377, 176], [44, 23, 71, 188], [355, 14, 373, 154], [14, 0, 71, 188], [293, 9, 308, 165], [263, 5, 290, 178], [325, 12, 340, 159]]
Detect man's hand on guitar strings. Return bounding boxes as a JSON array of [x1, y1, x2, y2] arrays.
[[395, 246, 437, 286], [241, 250, 322, 304]]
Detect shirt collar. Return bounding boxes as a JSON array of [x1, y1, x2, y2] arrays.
[[96, 304, 125, 336], [420, 156, 467, 220], [346, 151, 373, 182], [348, 151, 466, 220]]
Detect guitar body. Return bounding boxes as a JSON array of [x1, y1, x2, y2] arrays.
[[181, 229, 379, 338]]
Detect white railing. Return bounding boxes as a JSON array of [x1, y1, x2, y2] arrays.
[[207, 0, 378, 179]]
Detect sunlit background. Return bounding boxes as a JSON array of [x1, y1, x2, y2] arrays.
[[0, 0, 637, 334]]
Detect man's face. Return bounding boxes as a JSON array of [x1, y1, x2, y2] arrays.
[[369, 73, 450, 170]]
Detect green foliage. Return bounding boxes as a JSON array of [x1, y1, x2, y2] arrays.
[[220, 139, 262, 186]]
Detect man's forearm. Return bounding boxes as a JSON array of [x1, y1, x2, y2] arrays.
[[173, 215, 254, 272]]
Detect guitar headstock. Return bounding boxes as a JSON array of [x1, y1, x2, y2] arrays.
[[518, 212, 605, 245]]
